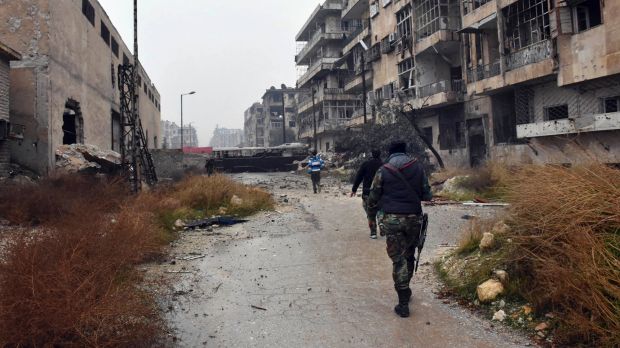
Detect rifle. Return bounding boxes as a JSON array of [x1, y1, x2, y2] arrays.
[[415, 213, 429, 273]]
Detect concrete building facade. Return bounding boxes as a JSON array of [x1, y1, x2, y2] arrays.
[[160, 120, 198, 149], [262, 85, 298, 147], [244, 102, 265, 147], [295, 0, 364, 153], [0, 42, 21, 176], [0, 0, 161, 175], [314, 0, 620, 167]]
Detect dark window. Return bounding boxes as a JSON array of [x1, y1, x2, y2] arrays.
[[137, 75, 142, 85], [573, 0, 602, 33], [422, 126, 433, 143], [602, 96, 620, 113], [82, 0, 95, 26], [111, 37, 119, 57], [123, 53, 130, 66], [144, 83, 147, 93], [544, 104, 569, 121], [289, 120, 296, 127], [100, 21, 110, 46]]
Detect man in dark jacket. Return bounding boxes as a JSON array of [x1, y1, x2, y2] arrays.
[[367, 141, 432, 318], [351, 149, 383, 239]]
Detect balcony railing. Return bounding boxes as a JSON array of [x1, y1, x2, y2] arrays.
[[324, 88, 344, 95], [322, 118, 350, 131], [505, 40, 553, 71], [467, 60, 501, 83], [342, 19, 371, 47], [415, 16, 461, 42], [297, 26, 360, 62], [418, 79, 465, 98]]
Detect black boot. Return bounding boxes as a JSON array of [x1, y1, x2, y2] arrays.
[[394, 289, 411, 318]]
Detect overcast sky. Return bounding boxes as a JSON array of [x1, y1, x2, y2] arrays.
[[99, 0, 320, 146]]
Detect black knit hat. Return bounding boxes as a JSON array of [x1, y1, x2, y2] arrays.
[[388, 141, 407, 155]]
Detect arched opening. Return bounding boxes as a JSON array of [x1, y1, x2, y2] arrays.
[[62, 99, 83, 145]]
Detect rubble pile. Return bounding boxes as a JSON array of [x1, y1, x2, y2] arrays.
[[55, 144, 121, 174]]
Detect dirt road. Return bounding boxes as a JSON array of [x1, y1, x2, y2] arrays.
[[155, 173, 529, 347]]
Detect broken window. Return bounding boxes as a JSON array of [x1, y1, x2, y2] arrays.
[[602, 96, 619, 113], [289, 120, 296, 127], [63, 99, 84, 145], [396, 5, 412, 39], [463, 0, 491, 14], [492, 91, 518, 144], [144, 83, 148, 93], [398, 58, 415, 90], [100, 21, 110, 46], [82, 0, 95, 26], [415, 0, 451, 40], [111, 110, 121, 151], [439, 110, 466, 150], [123, 54, 130, 66], [544, 104, 569, 121], [503, 0, 552, 52], [572, 0, 602, 33], [111, 37, 119, 57]]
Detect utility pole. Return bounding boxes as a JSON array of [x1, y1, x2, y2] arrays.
[[361, 53, 367, 124], [311, 86, 317, 151], [281, 90, 286, 144], [131, 0, 139, 192]]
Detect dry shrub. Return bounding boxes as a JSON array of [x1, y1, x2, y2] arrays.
[[456, 218, 494, 255], [506, 164, 620, 346], [173, 174, 274, 217], [0, 175, 167, 346]]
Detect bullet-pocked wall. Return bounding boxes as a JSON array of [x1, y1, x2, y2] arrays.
[[0, 0, 161, 175]]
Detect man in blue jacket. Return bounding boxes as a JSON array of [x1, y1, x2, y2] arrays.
[[367, 141, 432, 318], [307, 150, 325, 194]]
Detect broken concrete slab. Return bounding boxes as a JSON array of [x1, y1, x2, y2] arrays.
[[55, 144, 121, 174]]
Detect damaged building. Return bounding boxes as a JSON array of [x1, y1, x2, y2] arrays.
[[209, 126, 244, 148], [160, 121, 198, 149], [0, 0, 161, 175], [243, 85, 299, 148], [295, 0, 364, 153], [294, 0, 620, 166], [0, 42, 21, 177]]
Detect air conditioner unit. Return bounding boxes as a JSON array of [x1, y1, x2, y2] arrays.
[[389, 32, 397, 43]]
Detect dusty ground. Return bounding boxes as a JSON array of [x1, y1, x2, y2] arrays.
[[148, 172, 530, 347]]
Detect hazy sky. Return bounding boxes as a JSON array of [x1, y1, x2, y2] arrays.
[[99, 0, 320, 146]]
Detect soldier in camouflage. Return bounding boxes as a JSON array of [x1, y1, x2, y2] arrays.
[[367, 141, 432, 318]]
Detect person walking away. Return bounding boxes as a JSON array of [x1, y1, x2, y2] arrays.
[[307, 151, 325, 194], [367, 141, 432, 318], [205, 158, 215, 177], [351, 149, 383, 239]]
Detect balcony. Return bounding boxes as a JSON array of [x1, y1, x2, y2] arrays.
[[297, 27, 356, 65], [297, 89, 360, 114], [297, 57, 341, 89], [517, 112, 620, 138], [296, 0, 344, 42], [344, 69, 373, 92], [415, 17, 461, 55], [505, 40, 553, 72], [467, 60, 501, 83], [342, 20, 371, 54], [417, 79, 465, 108], [342, 0, 369, 21]]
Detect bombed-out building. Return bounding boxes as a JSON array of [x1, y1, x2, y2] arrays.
[[262, 85, 298, 147], [210, 126, 244, 148], [0, 42, 21, 176], [295, 0, 364, 153], [0, 0, 161, 175], [296, 0, 620, 166]]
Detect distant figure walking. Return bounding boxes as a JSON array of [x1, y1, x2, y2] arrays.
[[307, 151, 325, 194], [351, 149, 384, 239], [205, 158, 215, 177]]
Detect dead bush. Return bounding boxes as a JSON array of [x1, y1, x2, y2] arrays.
[[506, 164, 620, 346]]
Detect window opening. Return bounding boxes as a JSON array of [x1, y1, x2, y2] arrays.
[[100, 21, 110, 46], [503, 0, 552, 52], [602, 96, 619, 113], [396, 5, 412, 39], [111, 37, 119, 57], [63, 99, 84, 145], [82, 0, 95, 26], [572, 0, 602, 33], [544, 104, 569, 121]]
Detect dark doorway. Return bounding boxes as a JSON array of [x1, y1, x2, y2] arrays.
[[63, 99, 83, 145], [467, 118, 487, 167]]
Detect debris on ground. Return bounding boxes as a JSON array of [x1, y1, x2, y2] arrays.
[[185, 216, 249, 229], [55, 144, 121, 174]]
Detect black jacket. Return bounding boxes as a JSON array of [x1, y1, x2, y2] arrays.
[[352, 157, 383, 196]]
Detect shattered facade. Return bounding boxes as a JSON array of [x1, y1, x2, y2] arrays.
[[244, 102, 265, 147], [295, 0, 620, 167], [209, 126, 244, 148], [0, 0, 162, 175], [295, 0, 364, 153], [160, 120, 198, 149], [262, 85, 298, 147]]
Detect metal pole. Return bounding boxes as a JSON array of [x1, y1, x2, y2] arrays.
[[312, 87, 317, 151], [281, 91, 286, 144], [361, 53, 367, 124], [180, 94, 184, 150], [131, 0, 139, 193]]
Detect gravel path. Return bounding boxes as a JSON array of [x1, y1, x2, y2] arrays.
[[150, 173, 529, 347]]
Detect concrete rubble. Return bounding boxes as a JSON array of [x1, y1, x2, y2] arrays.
[[55, 144, 121, 174]]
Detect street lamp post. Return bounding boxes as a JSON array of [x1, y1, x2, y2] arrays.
[[311, 86, 317, 151], [180, 91, 196, 149]]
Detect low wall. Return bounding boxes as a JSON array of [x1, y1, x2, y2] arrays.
[[151, 149, 208, 179]]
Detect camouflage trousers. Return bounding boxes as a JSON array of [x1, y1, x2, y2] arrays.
[[362, 194, 377, 234], [378, 213, 422, 291]]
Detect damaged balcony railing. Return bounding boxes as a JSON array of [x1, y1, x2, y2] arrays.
[[343, 19, 371, 47], [322, 117, 350, 131], [467, 60, 501, 83], [415, 16, 461, 42], [298, 26, 361, 62], [505, 40, 553, 71], [418, 79, 465, 98]]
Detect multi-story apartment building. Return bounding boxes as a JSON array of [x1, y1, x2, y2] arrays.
[[244, 102, 265, 147], [262, 85, 298, 146], [210, 126, 244, 148], [331, 0, 620, 167], [160, 121, 198, 149], [0, 42, 21, 177], [295, 0, 363, 153], [0, 0, 162, 175]]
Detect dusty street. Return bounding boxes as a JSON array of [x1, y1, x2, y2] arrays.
[[155, 173, 528, 348]]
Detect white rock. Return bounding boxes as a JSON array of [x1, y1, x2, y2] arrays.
[[479, 232, 495, 250], [492, 309, 507, 322], [174, 219, 185, 228], [492, 221, 510, 235], [477, 279, 505, 303], [230, 195, 244, 206], [494, 270, 509, 284], [498, 299, 506, 308]]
